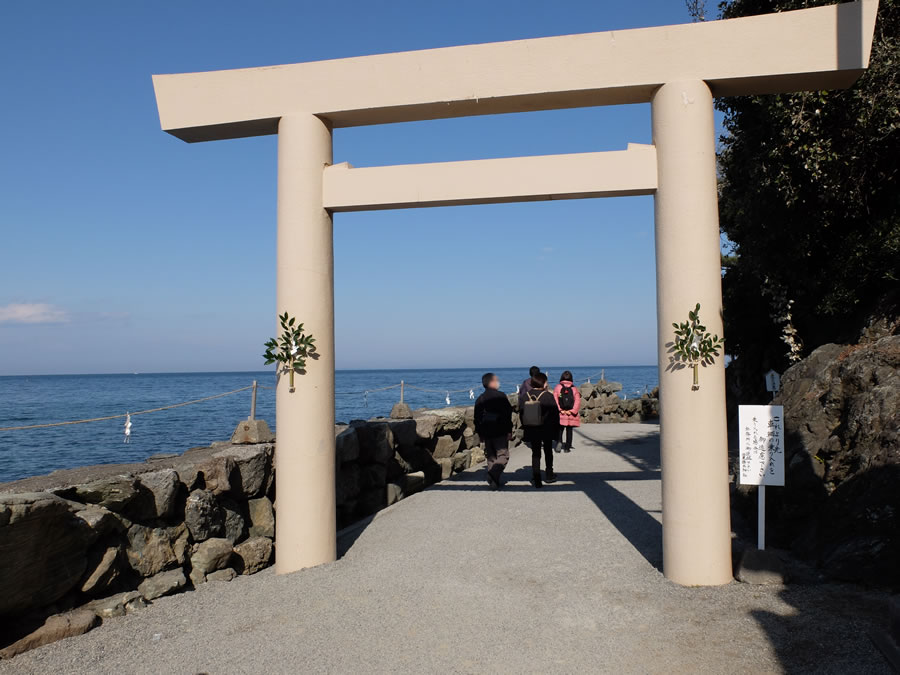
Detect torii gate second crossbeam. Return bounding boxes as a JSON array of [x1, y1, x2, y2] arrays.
[[152, 0, 877, 586]]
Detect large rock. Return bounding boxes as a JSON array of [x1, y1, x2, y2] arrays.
[[173, 454, 235, 495], [0, 492, 96, 616], [432, 434, 462, 459], [86, 591, 146, 618], [335, 426, 360, 464], [336, 463, 361, 505], [230, 419, 275, 445], [73, 504, 123, 536], [386, 419, 418, 449], [234, 537, 273, 575], [412, 414, 441, 440], [135, 468, 181, 520], [137, 568, 187, 601], [0, 609, 99, 659], [218, 497, 247, 544], [426, 408, 466, 434], [353, 422, 394, 464], [360, 464, 388, 491], [213, 444, 272, 497], [184, 489, 224, 542], [247, 497, 275, 538], [389, 402, 413, 419], [737, 336, 900, 585], [125, 523, 188, 577], [71, 476, 139, 514], [189, 538, 233, 585], [79, 546, 121, 596]]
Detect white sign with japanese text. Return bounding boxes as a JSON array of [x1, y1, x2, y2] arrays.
[[739, 405, 785, 486]]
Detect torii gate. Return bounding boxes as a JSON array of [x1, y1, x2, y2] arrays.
[[153, 0, 877, 586]]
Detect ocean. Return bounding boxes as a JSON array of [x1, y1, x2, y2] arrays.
[[0, 366, 658, 483]]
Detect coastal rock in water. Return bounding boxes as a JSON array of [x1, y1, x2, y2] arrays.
[[135, 468, 181, 520], [184, 489, 224, 542], [137, 567, 187, 601], [79, 546, 121, 596], [0, 492, 96, 616], [469, 446, 486, 466], [335, 426, 360, 464], [174, 455, 234, 495], [247, 497, 275, 539], [463, 427, 479, 450], [234, 537, 273, 575], [125, 523, 188, 577], [213, 444, 272, 497], [189, 538, 234, 585], [0, 609, 99, 660]]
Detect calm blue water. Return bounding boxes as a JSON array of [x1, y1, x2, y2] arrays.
[[0, 366, 657, 483]]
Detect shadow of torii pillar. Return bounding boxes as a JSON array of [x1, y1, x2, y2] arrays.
[[151, 0, 877, 584]]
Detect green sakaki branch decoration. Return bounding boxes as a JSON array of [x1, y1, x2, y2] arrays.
[[263, 312, 316, 391], [671, 303, 723, 391]]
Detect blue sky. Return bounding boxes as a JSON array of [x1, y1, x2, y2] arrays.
[[0, 0, 716, 375]]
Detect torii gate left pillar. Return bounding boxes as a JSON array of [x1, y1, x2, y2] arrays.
[[152, 0, 877, 584], [276, 115, 337, 567]]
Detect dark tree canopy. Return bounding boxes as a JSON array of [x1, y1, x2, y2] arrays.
[[715, 0, 899, 374]]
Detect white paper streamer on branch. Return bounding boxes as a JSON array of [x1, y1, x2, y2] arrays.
[[445, 392, 451, 405], [123, 413, 132, 444], [469, 389, 475, 400]]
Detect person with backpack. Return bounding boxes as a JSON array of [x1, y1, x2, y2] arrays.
[[518, 365, 541, 411], [474, 372, 514, 490], [520, 372, 559, 488], [553, 370, 581, 453]]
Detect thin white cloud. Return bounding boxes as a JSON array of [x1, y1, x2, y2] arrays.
[[0, 303, 70, 324]]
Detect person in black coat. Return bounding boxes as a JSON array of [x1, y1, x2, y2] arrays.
[[474, 372, 514, 490], [521, 371, 559, 488]]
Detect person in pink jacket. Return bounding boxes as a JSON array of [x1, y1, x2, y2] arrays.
[[553, 370, 581, 453]]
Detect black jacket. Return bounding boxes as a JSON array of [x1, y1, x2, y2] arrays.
[[474, 388, 513, 438]]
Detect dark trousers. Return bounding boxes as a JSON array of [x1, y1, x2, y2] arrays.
[[484, 435, 510, 481], [559, 426, 574, 450], [529, 437, 554, 474]]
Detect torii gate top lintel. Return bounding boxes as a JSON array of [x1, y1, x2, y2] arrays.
[[153, 0, 877, 143]]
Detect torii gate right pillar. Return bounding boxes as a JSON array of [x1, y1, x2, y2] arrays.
[[652, 80, 732, 585]]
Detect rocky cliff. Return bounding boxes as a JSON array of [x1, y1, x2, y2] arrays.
[[731, 335, 899, 587]]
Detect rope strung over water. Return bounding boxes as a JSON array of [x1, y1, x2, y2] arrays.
[[0, 386, 254, 432], [0, 371, 620, 432]]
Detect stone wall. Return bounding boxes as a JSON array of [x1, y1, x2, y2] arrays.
[[0, 378, 655, 658]]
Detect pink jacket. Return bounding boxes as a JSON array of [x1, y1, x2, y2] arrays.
[[553, 381, 581, 427]]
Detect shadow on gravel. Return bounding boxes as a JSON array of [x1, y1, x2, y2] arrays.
[[427, 427, 664, 571]]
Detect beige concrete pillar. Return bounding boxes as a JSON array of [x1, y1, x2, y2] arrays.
[[275, 114, 336, 574], [651, 81, 732, 586]]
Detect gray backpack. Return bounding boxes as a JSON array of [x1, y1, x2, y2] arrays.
[[521, 391, 544, 427]]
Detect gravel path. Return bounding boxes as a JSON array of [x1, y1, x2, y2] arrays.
[[1, 424, 890, 674]]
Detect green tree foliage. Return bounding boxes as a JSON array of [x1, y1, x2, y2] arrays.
[[716, 0, 899, 373]]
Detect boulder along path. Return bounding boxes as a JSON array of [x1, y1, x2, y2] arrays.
[[0, 424, 890, 674]]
